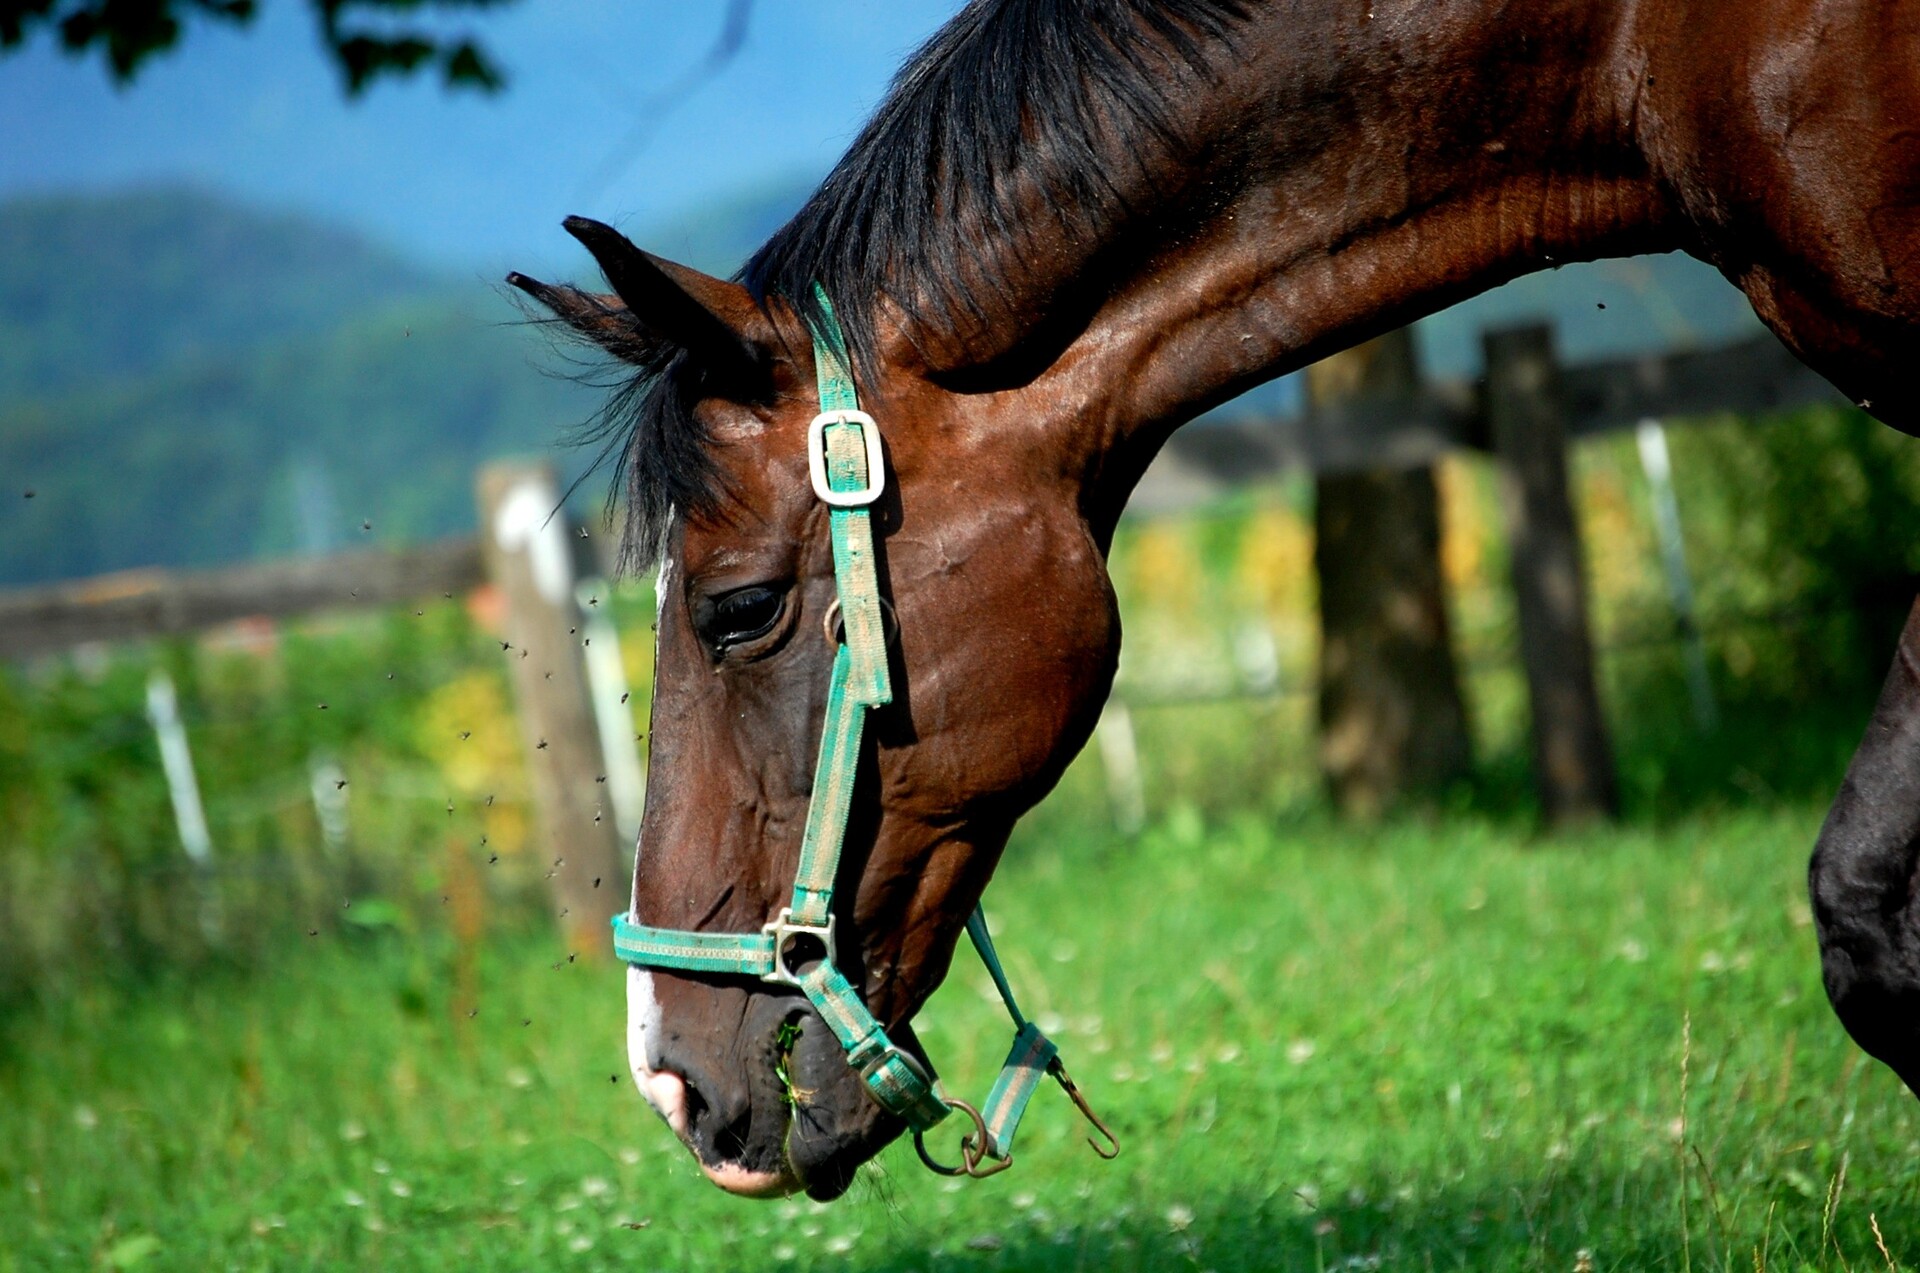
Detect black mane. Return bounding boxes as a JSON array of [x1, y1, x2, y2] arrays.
[[594, 0, 1246, 568], [743, 0, 1246, 372]]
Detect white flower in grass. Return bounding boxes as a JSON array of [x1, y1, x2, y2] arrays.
[[1616, 939, 1648, 963], [505, 1173, 527, 1189], [1149, 1041, 1174, 1064], [342, 1189, 366, 1208], [371, 1159, 390, 1175], [580, 1176, 611, 1199], [618, 1147, 641, 1165], [1011, 1192, 1036, 1211], [390, 1180, 411, 1198], [556, 1194, 582, 1212], [773, 1243, 797, 1261], [825, 1234, 856, 1254], [1110, 1062, 1135, 1083], [1038, 1012, 1067, 1034], [1216, 1043, 1241, 1064], [1699, 950, 1727, 974], [73, 1105, 98, 1131], [339, 1121, 366, 1142], [1166, 1204, 1195, 1231], [568, 1235, 593, 1253], [1286, 1038, 1316, 1065], [505, 1067, 533, 1090]]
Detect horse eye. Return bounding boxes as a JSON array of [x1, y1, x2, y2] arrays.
[[708, 586, 784, 650]]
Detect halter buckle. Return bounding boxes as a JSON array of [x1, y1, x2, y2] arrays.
[[807, 409, 886, 507], [760, 908, 837, 985]]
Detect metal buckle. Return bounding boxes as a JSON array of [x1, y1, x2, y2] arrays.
[[807, 409, 886, 507], [759, 908, 836, 985]]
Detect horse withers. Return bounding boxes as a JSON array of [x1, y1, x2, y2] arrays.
[[512, 0, 1920, 1198]]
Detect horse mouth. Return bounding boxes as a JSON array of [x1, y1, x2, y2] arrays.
[[627, 969, 891, 1200]]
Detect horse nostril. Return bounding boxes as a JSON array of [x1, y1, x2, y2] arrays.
[[641, 1070, 691, 1136], [674, 1071, 755, 1165]]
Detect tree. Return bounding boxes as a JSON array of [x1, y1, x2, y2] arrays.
[[0, 0, 514, 94]]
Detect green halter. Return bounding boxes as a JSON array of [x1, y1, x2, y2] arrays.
[[610, 288, 1114, 1178]]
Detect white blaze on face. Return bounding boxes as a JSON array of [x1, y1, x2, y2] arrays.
[[626, 555, 683, 1134], [628, 963, 687, 1133]]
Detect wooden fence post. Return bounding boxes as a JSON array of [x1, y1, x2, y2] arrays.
[[1310, 329, 1473, 818], [478, 461, 626, 956], [1483, 324, 1619, 824]]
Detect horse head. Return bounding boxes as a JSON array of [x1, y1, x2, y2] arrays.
[[512, 217, 1122, 1197]]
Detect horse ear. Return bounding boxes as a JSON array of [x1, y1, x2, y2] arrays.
[[508, 217, 768, 388], [505, 274, 651, 360]]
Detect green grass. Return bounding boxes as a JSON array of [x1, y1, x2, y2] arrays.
[[4, 805, 1916, 1272]]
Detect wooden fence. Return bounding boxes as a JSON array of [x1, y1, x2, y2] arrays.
[[1132, 329, 1841, 511]]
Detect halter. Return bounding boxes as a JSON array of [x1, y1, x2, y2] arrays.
[[610, 288, 1115, 1178]]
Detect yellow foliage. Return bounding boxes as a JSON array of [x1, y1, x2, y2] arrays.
[[1236, 503, 1314, 620], [414, 669, 530, 855], [1436, 456, 1489, 593]]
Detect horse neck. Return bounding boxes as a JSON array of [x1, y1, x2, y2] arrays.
[[953, 0, 1683, 528]]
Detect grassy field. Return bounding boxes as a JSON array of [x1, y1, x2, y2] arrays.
[[4, 803, 1915, 1272]]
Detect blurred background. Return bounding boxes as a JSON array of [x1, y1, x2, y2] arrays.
[[5, 4, 1919, 1269]]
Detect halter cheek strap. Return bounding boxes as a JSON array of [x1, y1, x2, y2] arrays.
[[609, 287, 1115, 1178]]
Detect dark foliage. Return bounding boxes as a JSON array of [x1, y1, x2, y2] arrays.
[[0, 0, 513, 93]]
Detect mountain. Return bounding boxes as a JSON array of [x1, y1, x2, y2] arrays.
[[0, 186, 448, 401], [0, 188, 600, 587]]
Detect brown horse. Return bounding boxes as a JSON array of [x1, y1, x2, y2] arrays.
[[510, 0, 1920, 1199]]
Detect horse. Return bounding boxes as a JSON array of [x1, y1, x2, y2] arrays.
[[509, 0, 1920, 1200]]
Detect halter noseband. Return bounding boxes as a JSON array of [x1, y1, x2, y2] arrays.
[[610, 287, 1114, 1179]]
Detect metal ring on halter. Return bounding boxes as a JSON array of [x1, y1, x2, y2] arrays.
[[822, 596, 898, 647], [912, 1099, 1011, 1178]]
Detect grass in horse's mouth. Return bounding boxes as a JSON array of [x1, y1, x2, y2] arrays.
[[773, 1017, 811, 1106]]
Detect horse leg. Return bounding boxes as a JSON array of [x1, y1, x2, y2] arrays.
[[1810, 598, 1920, 1097]]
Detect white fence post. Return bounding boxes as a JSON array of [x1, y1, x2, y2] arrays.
[[308, 755, 350, 853], [1094, 700, 1147, 836], [145, 670, 213, 864], [1635, 419, 1718, 732]]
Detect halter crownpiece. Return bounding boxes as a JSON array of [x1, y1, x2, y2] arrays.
[[610, 286, 1115, 1178]]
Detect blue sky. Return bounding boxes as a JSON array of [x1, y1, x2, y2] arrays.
[[0, 1, 1759, 372], [0, 2, 961, 275]]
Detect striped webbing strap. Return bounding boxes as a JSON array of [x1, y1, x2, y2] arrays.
[[610, 287, 1113, 1175]]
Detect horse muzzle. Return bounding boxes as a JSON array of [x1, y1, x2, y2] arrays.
[[626, 966, 902, 1200]]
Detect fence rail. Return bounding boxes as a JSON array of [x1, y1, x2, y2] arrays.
[[1133, 331, 1844, 511], [0, 537, 485, 661]]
